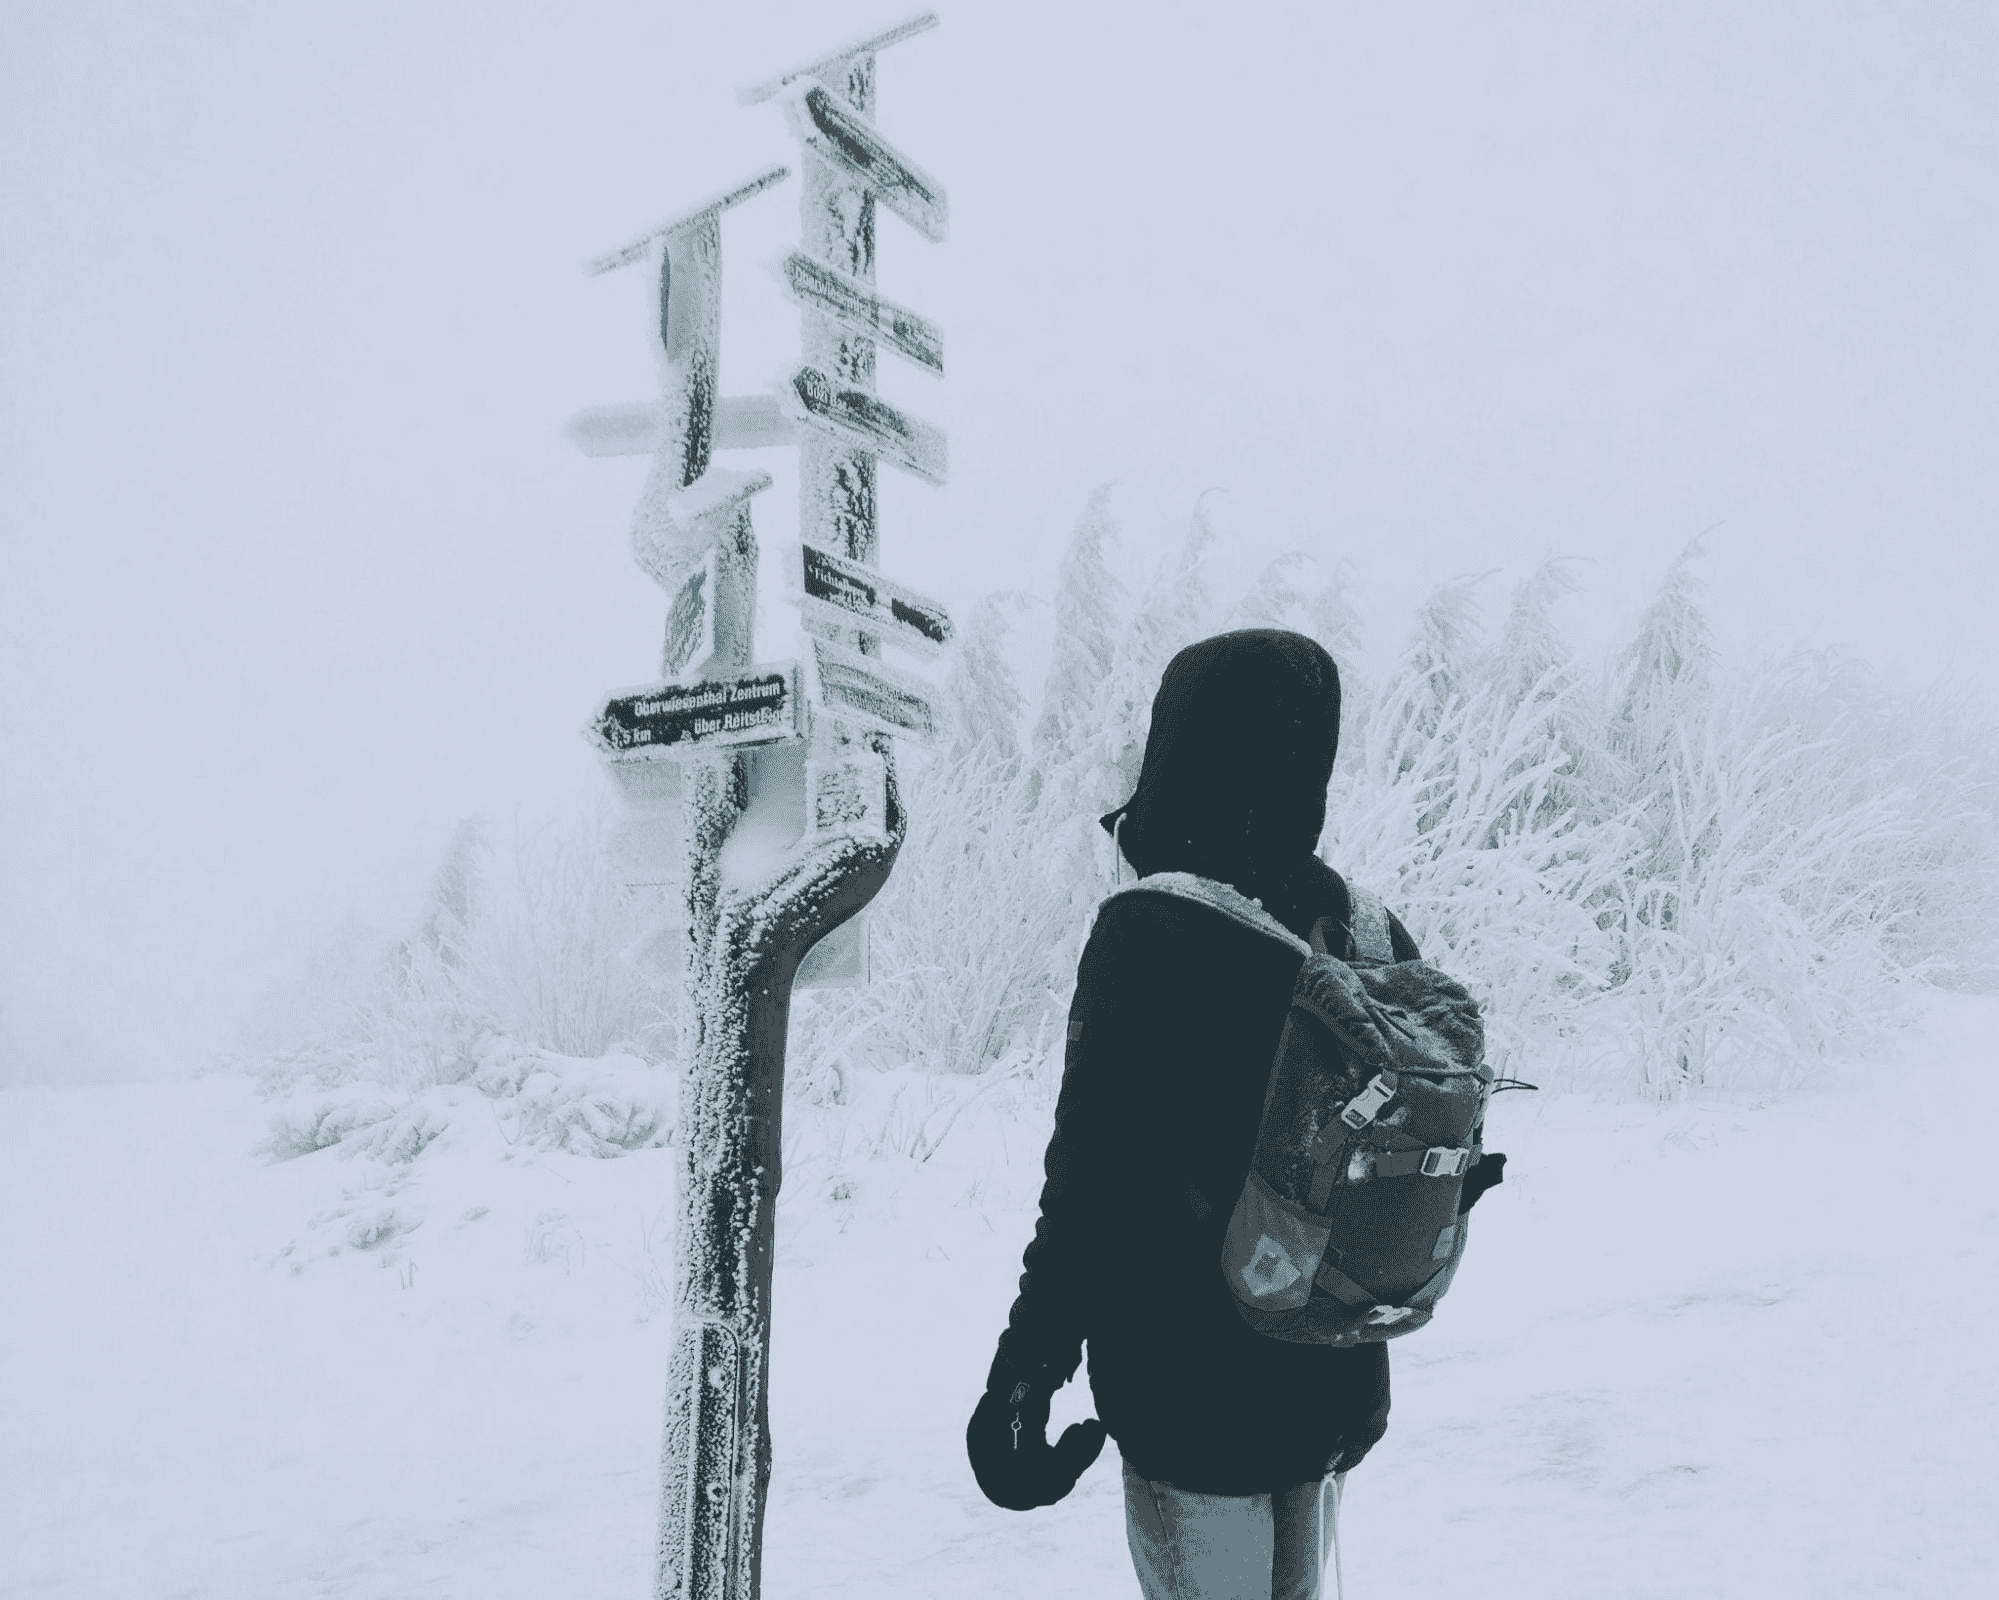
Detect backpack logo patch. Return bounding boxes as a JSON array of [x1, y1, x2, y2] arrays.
[[1241, 1234, 1304, 1297]]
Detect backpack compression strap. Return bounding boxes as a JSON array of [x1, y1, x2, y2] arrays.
[[1346, 884, 1394, 962], [1107, 873, 1398, 963]]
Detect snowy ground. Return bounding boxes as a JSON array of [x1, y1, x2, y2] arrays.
[[5, 999, 1997, 1600]]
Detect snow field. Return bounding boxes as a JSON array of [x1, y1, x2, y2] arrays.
[[4, 997, 1996, 1598]]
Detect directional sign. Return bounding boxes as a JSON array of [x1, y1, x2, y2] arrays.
[[811, 640, 938, 742], [797, 542, 951, 655], [566, 396, 799, 458], [787, 366, 946, 484], [590, 664, 801, 760], [566, 402, 662, 458], [584, 163, 791, 277], [780, 81, 948, 242], [736, 10, 940, 105], [662, 551, 718, 679], [780, 253, 942, 376]]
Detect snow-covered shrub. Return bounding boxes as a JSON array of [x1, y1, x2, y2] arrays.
[[256, 1046, 671, 1167], [792, 595, 1081, 1080], [243, 807, 680, 1167], [245, 489, 1999, 1119], [800, 497, 1997, 1099], [1329, 547, 1995, 1090], [1325, 648, 1634, 1083], [1590, 629, 1999, 1090], [256, 1087, 404, 1161], [343, 1206, 414, 1251], [343, 1097, 455, 1164], [243, 808, 679, 1097], [472, 812, 682, 1061], [496, 1050, 673, 1158]]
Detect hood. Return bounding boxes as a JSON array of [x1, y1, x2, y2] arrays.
[[1099, 629, 1341, 928]]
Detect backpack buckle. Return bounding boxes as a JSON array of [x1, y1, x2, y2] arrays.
[[1363, 1304, 1413, 1327], [1420, 1147, 1472, 1178], [1339, 1075, 1395, 1130]]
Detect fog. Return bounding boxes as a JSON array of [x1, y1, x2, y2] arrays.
[[4, 0, 1994, 1085]]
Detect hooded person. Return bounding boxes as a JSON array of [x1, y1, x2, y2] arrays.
[[965, 630, 1496, 1598]]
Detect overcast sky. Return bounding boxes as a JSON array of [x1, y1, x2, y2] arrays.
[[4, 0, 1995, 1082]]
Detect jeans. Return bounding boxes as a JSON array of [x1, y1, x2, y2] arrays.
[[1122, 1459, 1346, 1600]]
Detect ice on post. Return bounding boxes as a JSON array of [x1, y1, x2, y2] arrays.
[[567, 14, 951, 1600]]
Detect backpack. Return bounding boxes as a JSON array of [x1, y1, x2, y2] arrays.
[[1117, 871, 1491, 1345]]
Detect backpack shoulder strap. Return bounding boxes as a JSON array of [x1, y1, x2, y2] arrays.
[[1346, 883, 1395, 962], [1102, 871, 1311, 958]]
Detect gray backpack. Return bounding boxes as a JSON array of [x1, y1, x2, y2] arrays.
[[1232, 884, 1491, 1342], [1118, 872, 1491, 1345]]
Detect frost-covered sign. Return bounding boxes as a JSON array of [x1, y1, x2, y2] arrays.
[[812, 639, 939, 740], [785, 365, 948, 484], [799, 542, 951, 654], [590, 667, 799, 757], [661, 552, 719, 680], [780, 252, 943, 374], [778, 79, 948, 241], [566, 12, 948, 1600], [565, 395, 798, 458]]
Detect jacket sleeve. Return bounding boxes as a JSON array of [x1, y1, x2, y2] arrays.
[[996, 902, 1149, 1388]]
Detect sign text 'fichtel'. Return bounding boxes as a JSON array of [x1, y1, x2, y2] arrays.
[[799, 542, 952, 654]]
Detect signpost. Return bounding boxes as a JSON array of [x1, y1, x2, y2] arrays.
[[568, 13, 951, 1600]]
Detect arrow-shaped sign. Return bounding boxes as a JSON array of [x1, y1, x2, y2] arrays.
[[786, 366, 946, 484], [736, 10, 940, 105], [662, 550, 719, 680], [779, 253, 942, 376], [584, 163, 791, 277], [590, 664, 802, 760], [780, 81, 947, 242], [811, 639, 938, 742], [566, 396, 799, 458], [797, 542, 951, 655]]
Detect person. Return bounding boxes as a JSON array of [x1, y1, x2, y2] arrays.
[[964, 629, 1503, 1600]]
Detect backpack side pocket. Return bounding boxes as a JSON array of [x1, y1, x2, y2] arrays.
[[1222, 1169, 1331, 1313]]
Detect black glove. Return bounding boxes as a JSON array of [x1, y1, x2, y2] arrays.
[[966, 1352, 1108, 1511], [1459, 1151, 1506, 1214]]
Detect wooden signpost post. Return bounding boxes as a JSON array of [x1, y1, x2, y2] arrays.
[[568, 13, 950, 1600]]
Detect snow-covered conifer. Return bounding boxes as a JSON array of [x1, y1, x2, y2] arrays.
[[1031, 485, 1122, 769]]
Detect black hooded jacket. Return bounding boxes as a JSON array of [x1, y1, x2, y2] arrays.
[[998, 631, 1419, 1493]]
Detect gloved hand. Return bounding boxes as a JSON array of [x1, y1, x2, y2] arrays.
[[966, 1352, 1108, 1511], [1459, 1151, 1506, 1214]]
